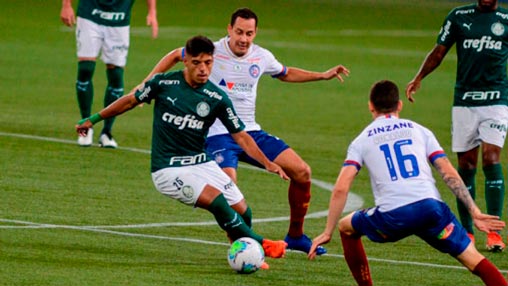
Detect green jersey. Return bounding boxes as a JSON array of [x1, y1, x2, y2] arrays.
[[438, 4, 508, 107], [135, 71, 245, 172], [77, 0, 135, 27]]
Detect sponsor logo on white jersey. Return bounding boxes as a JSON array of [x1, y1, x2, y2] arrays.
[[162, 113, 204, 130], [91, 9, 125, 21]]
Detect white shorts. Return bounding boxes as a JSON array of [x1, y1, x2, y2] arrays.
[[451, 105, 508, 152], [76, 17, 130, 67], [151, 161, 244, 206]]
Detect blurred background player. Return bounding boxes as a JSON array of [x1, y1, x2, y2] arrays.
[[61, 0, 158, 148], [309, 80, 507, 286], [406, 0, 508, 251], [139, 7, 349, 255], [75, 35, 288, 261]]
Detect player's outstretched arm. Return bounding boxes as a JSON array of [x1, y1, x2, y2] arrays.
[[231, 131, 288, 180], [60, 0, 76, 27], [308, 166, 356, 260], [278, 65, 350, 83], [432, 157, 505, 233]]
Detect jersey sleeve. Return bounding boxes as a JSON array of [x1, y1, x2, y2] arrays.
[[134, 74, 162, 104], [261, 48, 287, 78], [436, 10, 457, 48], [421, 124, 447, 164], [216, 94, 246, 133], [343, 136, 363, 171]]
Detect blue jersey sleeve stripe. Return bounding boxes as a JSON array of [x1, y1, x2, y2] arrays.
[[343, 160, 361, 171], [271, 66, 288, 78], [429, 150, 446, 164]]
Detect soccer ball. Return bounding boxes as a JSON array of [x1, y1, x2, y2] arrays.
[[227, 237, 265, 274]]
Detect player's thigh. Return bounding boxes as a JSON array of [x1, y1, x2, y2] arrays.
[[245, 131, 308, 177], [101, 25, 129, 67], [477, 105, 508, 148], [76, 17, 103, 58], [249, 130, 289, 163], [417, 201, 470, 257], [452, 107, 481, 153], [151, 162, 244, 206]]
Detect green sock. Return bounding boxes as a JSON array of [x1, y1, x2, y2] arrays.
[[208, 195, 263, 244], [456, 168, 476, 234], [102, 67, 124, 135], [241, 206, 252, 228], [484, 164, 504, 218], [76, 61, 96, 119]]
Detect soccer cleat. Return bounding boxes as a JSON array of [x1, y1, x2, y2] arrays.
[[260, 262, 270, 270], [261, 239, 287, 258], [77, 128, 93, 147], [99, 133, 118, 148], [486, 232, 505, 252], [285, 234, 327, 255], [467, 233, 475, 244]]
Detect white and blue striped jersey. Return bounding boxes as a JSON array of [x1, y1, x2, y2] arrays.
[[207, 36, 287, 137], [344, 115, 447, 212]]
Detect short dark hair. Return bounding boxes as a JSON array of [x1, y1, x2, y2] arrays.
[[230, 7, 258, 27], [185, 35, 214, 57], [369, 80, 399, 113]]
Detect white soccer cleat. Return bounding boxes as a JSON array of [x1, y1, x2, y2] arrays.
[[77, 128, 93, 147], [99, 133, 118, 149]]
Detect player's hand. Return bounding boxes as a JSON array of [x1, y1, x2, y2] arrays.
[[60, 5, 76, 27], [405, 80, 420, 103], [325, 65, 350, 82], [147, 13, 159, 39], [308, 232, 331, 260], [75, 119, 93, 137], [472, 213, 505, 233], [265, 162, 289, 180]]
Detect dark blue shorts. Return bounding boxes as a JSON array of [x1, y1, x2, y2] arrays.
[[351, 198, 470, 257], [205, 130, 289, 169]]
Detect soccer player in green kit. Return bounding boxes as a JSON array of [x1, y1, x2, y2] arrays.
[[75, 35, 288, 261], [407, 0, 508, 252], [61, 0, 158, 148]]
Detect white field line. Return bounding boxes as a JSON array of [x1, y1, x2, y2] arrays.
[[0, 218, 494, 273]]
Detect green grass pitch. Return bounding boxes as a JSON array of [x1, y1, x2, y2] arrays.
[[1, 0, 507, 285]]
